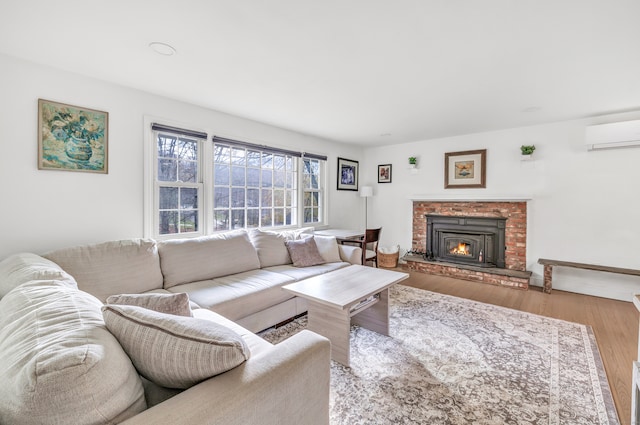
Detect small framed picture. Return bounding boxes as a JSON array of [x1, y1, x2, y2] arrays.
[[337, 157, 359, 190], [38, 99, 108, 173], [378, 164, 392, 183], [444, 149, 486, 189]]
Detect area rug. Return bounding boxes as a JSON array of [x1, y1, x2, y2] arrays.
[[260, 285, 620, 425]]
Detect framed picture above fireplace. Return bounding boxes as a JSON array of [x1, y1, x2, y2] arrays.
[[444, 149, 486, 189]]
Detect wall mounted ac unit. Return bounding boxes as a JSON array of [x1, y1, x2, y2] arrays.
[[585, 119, 640, 151]]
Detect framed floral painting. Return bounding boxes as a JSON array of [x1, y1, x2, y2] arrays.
[[444, 149, 486, 188], [38, 99, 109, 173]]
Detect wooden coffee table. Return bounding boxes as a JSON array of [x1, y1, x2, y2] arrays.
[[282, 265, 409, 366]]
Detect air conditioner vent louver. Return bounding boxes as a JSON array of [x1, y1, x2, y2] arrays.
[[585, 120, 640, 151]]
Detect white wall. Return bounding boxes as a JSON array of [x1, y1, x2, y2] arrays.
[[362, 113, 640, 301], [3, 52, 638, 301], [0, 54, 363, 259]]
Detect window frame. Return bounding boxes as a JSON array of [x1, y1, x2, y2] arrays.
[[212, 140, 328, 232], [144, 118, 328, 239], [151, 128, 206, 239]]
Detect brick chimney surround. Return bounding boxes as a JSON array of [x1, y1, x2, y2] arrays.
[[403, 195, 532, 289]]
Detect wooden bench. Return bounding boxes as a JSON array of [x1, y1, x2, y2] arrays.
[[538, 258, 640, 294]]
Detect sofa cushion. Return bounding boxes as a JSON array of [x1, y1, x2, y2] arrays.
[[0, 253, 77, 299], [102, 304, 250, 389], [167, 269, 295, 321], [265, 262, 350, 281], [158, 230, 261, 289], [285, 237, 326, 267], [248, 228, 292, 267], [106, 292, 193, 317], [44, 238, 164, 302], [0, 280, 146, 425]]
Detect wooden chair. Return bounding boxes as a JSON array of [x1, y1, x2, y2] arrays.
[[341, 227, 382, 267]]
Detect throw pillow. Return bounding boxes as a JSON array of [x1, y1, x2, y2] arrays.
[[284, 237, 326, 267], [102, 304, 251, 389], [106, 292, 193, 317], [248, 228, 292, 267], [312, 235, 343, 263]]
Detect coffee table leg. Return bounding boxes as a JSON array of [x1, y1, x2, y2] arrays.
[[306, 301, 351, 366], [352, 289, 390, 336]]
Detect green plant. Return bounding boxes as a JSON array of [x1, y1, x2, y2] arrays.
[[408, 156, 417, 165], [520, 145, 536, 155]]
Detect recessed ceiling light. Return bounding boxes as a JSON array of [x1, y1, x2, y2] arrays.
[[522, 106, 541, 113], [380, 133, 392, 137], [149, 42, 176, 56]]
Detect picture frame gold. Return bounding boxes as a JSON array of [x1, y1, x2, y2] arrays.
[[38, 99, 109, 173], [444, 149, 486, 189]]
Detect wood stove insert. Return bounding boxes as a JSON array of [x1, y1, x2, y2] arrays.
[[425, 214, 506, 268]]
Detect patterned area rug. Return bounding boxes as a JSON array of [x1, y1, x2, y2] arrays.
[[260, 285, 620, 425]]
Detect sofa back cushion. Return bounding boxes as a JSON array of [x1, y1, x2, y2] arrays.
[[44, 239, 164, 302], [0, 280, 146, 425], [0, 253, 77, 299], [248, 227, 317, 268], [158, 230, 260, 289]]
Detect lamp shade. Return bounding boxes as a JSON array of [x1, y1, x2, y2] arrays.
[[360, 186, 373, 198]]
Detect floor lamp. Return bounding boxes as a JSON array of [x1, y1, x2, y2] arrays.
[[360, 186, 373, 229]]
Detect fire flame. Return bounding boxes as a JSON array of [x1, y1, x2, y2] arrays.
[[450, 242, 470, 256]]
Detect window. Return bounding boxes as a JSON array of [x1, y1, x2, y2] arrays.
[[148, 124, 326, 238], [212, 138, 327, 232], [302, 158, 322, 224], [213, 144, 298, 230], [152, 125, 206, 236]]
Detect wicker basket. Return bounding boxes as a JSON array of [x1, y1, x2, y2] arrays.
[[378, 251, 399, 268]]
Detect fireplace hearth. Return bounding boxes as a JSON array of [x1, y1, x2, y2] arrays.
[[425, 215, 506, 268]]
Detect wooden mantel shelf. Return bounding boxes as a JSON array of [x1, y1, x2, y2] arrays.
[[409, 194, 533, 202]]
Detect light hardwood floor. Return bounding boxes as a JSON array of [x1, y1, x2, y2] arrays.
[[397, 269, 639, 425]]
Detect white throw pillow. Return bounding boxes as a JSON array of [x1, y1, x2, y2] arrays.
[[102, 304, 251, 389], [106, 292, 193, 317], [313, 235, 343, 263], [248, 228, 292, 267], [0, 280, 146, 425]]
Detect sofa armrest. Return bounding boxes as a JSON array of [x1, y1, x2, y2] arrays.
[[338, 244, 362, 265], [120, 330, 330, 425]]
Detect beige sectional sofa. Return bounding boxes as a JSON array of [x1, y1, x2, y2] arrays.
[[0, 228, 362, 425]]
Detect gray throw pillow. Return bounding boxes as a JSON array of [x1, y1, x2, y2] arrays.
[[284, 237, 326, 267], [106, 292, 193, 317]]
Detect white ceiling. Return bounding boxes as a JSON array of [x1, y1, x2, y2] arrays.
[[1, 1, 639, 146]]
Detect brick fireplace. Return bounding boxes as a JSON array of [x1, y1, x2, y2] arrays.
[[403, 199, 531, 289]]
